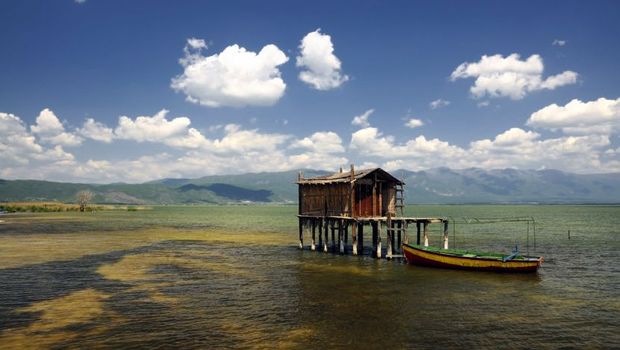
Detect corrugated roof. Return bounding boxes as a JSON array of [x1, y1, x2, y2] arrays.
[[297, 168, 404, 185]]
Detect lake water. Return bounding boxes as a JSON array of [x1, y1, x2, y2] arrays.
[[0, 205, 618, 349]]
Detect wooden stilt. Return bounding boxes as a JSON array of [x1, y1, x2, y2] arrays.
[[311, 220, 316, 251], [416, 222, 421, 245], [323, 219, 328, 252], [331, 220, 336, 253], [386, 217, 393, 259], [372, 221, 378, 258], [377, 222, 382, 259], [339, 220, 345, 254], [316, 219, 323, 250], [299, 219, 303, 249], [403, 221, 409, 245], [358, 223, 364, 255], [423, 222, 429, 247], [397, 221, 402, 253], [443, 220, 449, 249], [352, 221, 358, 255]]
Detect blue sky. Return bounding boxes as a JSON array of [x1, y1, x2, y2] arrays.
[[1, 0, 619, 182]]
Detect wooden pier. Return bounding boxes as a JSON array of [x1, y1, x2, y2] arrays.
[[297, 166, 448, 259]]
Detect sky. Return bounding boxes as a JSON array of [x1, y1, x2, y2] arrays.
[[1, 0, 619, 183]]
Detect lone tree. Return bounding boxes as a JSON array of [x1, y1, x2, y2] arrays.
[[76, 190, 94, 212]]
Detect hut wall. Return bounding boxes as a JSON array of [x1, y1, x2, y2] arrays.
[[300, 183, 351, 217], [382, 184, 396, 216]]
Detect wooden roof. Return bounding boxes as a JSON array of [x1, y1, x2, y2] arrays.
[[297, 168, 404, 185]]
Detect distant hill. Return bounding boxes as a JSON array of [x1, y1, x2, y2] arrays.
[[1, 168, 619, 204]]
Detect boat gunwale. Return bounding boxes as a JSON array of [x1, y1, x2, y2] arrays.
[[402, 243, 542, 263]]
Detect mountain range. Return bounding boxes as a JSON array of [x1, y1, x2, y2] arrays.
[[1, 168, 619, 204]]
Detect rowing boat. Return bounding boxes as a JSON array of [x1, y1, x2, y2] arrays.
[[402, 243, 543, 272]]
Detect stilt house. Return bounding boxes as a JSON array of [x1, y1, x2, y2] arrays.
[[296, 166, 404, 218], [296, 165, 449, 259]]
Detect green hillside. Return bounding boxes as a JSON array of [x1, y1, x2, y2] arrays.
[[1, 168, 619, 205]]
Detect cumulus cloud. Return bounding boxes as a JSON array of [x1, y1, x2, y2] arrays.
[[527, 97, 620, 135], [115, 109, 192, 142], [171, 38, 288, 107], [405, 119, 424, 129], [450, 53, 578, 100], [290, 131, 345, 154], [30, 108, 82, 146], [296, 29, 348, 90], [429, 99, 450, 110], [349, 123, 618, 173], [351, 109, 374, 128], [0, 112, 75, 179], [78, 118, 114, 143]]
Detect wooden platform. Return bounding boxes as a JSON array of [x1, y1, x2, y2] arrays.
[[297, 215, 450, 259]]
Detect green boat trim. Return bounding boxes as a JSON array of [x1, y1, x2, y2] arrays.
[[406, 244, 527, 261]]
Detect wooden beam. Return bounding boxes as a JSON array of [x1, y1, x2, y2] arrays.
[[386, 215, 393, 259], [416, 222, 421, 245], [323, 218, 328, 253], [298, 218, 303, 250], [358, 222, 364, 255], [311, 220, 316, 251], [443, 220, 449, 249], [350, 164, 355, 218], [352, 220, 358, 255]]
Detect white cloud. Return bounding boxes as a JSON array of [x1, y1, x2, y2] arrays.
[[349, 123, 618, 173], [290, 131, 345, 154], [0, 112, 75, 178], [351, 109, 374, 128], [527, 97, 620, 135], [552, 39, 567, 46], [429, 99, 450, 110], [477, 101, 490, 108], [186, 38, 207, 50], [114, 109, 192, 143], [296, 29, 348, 90], [405, 119, 424, 129], [30, 108, 82, 146], [75, 0, 86, 4], [78, 118, 114, 143], [450, 53, 578, 100], [171, 39, 289, 107]]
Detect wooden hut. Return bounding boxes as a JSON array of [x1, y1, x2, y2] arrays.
[[297, 166, 404, 218], [297, 165, 449, 259]]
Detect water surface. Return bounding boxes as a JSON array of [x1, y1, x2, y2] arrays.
[[0, 205, 618, 348]]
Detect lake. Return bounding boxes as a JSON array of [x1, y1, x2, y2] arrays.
[[0, 205, 618, 349]]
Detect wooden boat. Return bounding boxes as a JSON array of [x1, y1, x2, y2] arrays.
[[402, 243, 543, 272]]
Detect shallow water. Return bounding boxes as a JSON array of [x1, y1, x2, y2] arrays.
[[0, 205, 618, 349]]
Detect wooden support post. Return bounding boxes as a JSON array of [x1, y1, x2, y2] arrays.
[[416, 222, 421, 245], [311, 220, 316, 251], [358, 222, 364, 255], [443, 220, 449, 249], [377, 222, 382, 259], [299, 218, 303, 250], [344, 222, 349, 244], [323, 219, 328, 252], [318, 219, 323, 251], [397, 221, 402, 253], [352, 221, 358, 255], [386, 217, 393, 259], [331, 220, 336, 253], [403, 221, 409, 245], [372, 221, 378, 258], [339, 220, 345, 254], [423, 222, 429, 247]]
